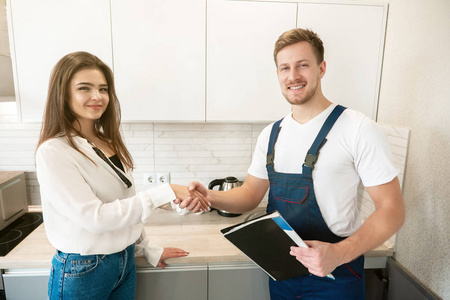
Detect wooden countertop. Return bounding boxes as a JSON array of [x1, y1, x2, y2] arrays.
[[0, 206, 394, 269], [0, 171, 25, 185]]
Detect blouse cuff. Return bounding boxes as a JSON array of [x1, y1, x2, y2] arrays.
[[139, 183, 176, 222], [144, 243, 164, 267], [135, 238, 164, 267]]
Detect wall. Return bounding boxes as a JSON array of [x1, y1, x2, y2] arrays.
[[0, 0, 15, 100], [375, 0, 450, 299], [0, 106, 407, 230], [0, 109, 264, 204]]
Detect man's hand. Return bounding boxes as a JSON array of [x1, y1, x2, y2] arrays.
[[188, 181, 211, 201], [171, 184, 210, 213], [187, 176, 268, 213], [290, 240, 343, 277], [157, 247, 189, 268]]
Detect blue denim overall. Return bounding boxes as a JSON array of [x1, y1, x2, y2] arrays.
[[266, 105, 365, 299]]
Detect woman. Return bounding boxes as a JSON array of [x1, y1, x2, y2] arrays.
[[35, 51, 208, 299]]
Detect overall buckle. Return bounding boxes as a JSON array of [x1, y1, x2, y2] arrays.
[[266, 153, 275, 166], [303, 153, 318, 169]]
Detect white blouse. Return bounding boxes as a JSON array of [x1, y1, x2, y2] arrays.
[[36, 135, 176, 266]]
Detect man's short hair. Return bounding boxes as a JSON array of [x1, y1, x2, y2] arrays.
[[273, 28, 324, 66]]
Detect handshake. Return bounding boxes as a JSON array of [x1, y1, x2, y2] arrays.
[[171, 181, 211, 213]]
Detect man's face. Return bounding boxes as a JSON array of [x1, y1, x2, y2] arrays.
[[276, 42, 325, 106]]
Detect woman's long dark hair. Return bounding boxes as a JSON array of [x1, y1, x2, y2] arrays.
[[36, 51, 134, 171]]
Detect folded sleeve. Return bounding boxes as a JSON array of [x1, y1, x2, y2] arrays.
[[135, 227, 164, 267], [139, 184, 176, 223], [248, 124, 272, 179], [354, 118, 399, 187]]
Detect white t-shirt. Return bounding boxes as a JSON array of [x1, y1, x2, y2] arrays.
[[248, 104, 398, 237]]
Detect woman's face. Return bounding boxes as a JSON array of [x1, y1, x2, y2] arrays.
[[68, 68, 110, 125]]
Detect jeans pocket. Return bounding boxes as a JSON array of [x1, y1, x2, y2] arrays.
[[65, 255, 99, 278]]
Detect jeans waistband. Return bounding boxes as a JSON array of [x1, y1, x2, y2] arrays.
[[55, 244, 135, 263]]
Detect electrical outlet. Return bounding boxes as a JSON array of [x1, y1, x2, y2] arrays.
[[143, 173, 157, 187], [156, 172, 170, 185]]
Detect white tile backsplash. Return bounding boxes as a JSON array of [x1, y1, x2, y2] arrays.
[[357, 123, 411, 246], [0, 116, 264, 204], [0, 114, 410, 248], [149, 123, 256, 188]]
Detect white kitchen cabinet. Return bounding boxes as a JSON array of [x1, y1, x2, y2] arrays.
[[7, 0, 112, 122], [296, 2, 387, 120], [206, 0, 295, 122], [208, 263, 270, 300], [110, 0, 206, 122], [2, 269, 49, 300], [136, 265, 207, 300], [206, 0, 387, 121], [8, 0, 387, 123], [2, 266, 208, 300]]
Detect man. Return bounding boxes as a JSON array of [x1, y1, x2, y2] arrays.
[[190, 28, 405, 299]]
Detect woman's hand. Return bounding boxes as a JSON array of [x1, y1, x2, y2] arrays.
[[157, 247, 189, 268], [171, 184, 211, 212]]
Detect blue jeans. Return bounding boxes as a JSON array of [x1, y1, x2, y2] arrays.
[[48, 244, 136, 300]]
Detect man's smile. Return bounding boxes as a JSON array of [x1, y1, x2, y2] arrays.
[[288, 85, 305, 90]]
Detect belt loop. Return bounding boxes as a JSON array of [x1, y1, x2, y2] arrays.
[[55, 249, 68, 262]]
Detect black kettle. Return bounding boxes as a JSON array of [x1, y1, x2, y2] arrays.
[[208, 176, 242, 217]]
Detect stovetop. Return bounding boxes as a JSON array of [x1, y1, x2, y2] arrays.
[[0, 212, 43, 257]]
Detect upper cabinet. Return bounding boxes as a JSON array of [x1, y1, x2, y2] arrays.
[[110, 0, 206, 122], [206, 0, 295, 122], [8, 0, 387, 122], [207, 0, 387, 121], [7, 0, 112, 122], [296, 2, 387, 120]]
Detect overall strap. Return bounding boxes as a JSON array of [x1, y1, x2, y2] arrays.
[[302, 105, 347, 176], [266, 118, 283, 167]]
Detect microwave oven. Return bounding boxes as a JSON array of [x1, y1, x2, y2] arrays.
[[0, 172, 29, 230]]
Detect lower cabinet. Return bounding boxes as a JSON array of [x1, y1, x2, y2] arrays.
[[2, 263, 389, 299], [136, 262, 271, 300], [2, 269, 49, 300], [2, 263, 269, 300], [1, 266, 209, 300], [136, 264, 208, 300], [208, 263, 271, 300]]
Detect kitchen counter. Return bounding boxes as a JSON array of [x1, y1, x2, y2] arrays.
[[0, 205, 394, 270], [0, 171, 24, 185]]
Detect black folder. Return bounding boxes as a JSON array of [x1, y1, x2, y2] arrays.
[[220, 210, 309, 281]]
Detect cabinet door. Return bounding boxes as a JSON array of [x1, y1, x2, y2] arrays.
[[207, 0, 295, 122], [3, 270, 49, 300], [136, 265, 207, 300], [297, 2, 387, 120], [111, 0, 206, 121], [208, 263, 270, 300], [7, 0, 112, 122]]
